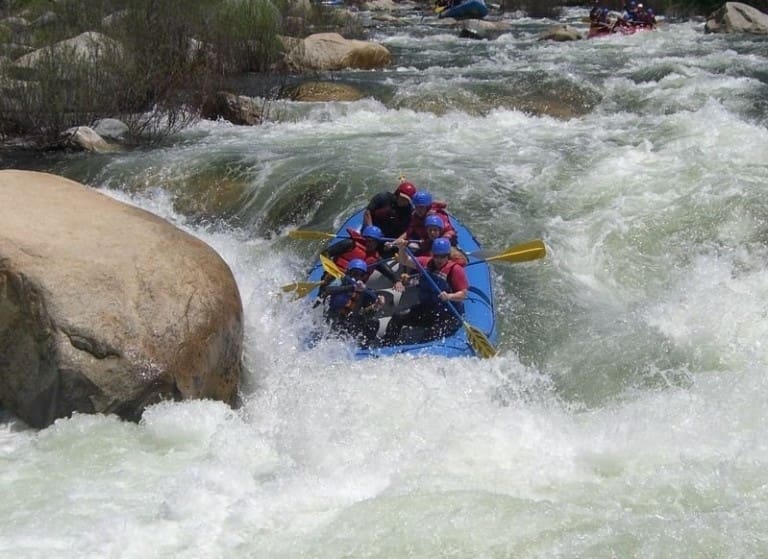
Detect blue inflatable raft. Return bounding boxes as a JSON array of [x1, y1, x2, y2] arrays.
[[437, 0, 488, 20], [304, 209, 497, 358]]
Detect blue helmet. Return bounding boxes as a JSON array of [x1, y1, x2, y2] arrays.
[[431, 237, 451, 256], [347, 259, 367, 274], [362, 225, 383, 241], [424, 215, 444, 230], [412, 191, 432, 207]]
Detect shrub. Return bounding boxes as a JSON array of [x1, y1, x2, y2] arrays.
[[0, 0, 291, 144], [210, 0, 283, 74]]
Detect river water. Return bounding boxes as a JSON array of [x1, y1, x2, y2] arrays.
[[3, 8, 768, 557]]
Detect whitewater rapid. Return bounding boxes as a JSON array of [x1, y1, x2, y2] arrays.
[[3, 9, 768, 558]]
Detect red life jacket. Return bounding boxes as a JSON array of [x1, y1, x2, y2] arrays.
[[417, 258, 465, 313], [334, 229, 380, 280], [408, 203, 456, 244], [432, 209, 457, 243], [415, 238, 467, 266]]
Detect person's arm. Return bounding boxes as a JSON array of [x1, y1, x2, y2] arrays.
[[324, 283, 355, 296], [394, 238, 417, 270], [374, 260, 398, 284], [438, 266, 468, 303], [439, 286, 467, 303]]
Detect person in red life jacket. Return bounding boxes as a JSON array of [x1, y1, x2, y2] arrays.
[[363, 181, 415, 255], [382, 237, 468, 345], [415, 214, 468, 266], [397, 190, 457, 249], [635, 3, 656, 26], [321, 225, 403, 293], [323, 259, 384, 348]]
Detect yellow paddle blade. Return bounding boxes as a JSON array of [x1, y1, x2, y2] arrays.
[[280, 281, 322, 299], [464, 321, 497, 358], [289, 230, 337, 241], [320, 254, 344, 279], [485, 240, 546, 264]]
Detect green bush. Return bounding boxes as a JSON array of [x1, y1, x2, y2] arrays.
[[0, 0, 290, 144], [210, 0, 283, 73]]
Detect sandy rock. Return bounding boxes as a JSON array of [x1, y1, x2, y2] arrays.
[[0, 170, 243, 428], [289, 81, 365, 101], [282, 32, 391, 71], [14, 31, 121, 67], [63, 126, 117, 153], [705, 2, 768, 34], [201, 91, 262, 126], [538, 24, 583, 42]]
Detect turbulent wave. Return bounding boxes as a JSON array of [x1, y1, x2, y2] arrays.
[[3, 10, 768, 557]]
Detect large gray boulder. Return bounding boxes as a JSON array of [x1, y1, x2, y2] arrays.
[[705, 2, 768, 34], [538, 24, 583, 42], [0, 170, 243, 428], [13, 31, 121, 68], [62, 125, 118, 153], [201, 91, 263, 126]]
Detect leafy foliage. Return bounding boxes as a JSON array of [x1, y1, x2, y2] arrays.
[[0, 0, 289, 144]]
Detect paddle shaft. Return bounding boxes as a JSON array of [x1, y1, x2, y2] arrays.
[[290, 229, 423, 243], [402, 247, 494, 358], [282, 240, 544, 298], [403, 247, 461, 314]]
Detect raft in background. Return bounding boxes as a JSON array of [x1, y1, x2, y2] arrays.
[[587, 22, 656, 39], [436, 0, 488, 20]]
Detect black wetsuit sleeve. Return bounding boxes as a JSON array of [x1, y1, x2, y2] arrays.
[[322, 239, 355, 259], [324, 284, 355, 296], [374, 261, 397, 283]]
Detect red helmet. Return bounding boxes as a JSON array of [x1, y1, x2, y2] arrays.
[[395, 181, 416, 201]]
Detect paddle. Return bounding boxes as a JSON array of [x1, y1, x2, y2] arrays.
[[281, 281, 323, 298], [292, 229, 545, 263], [472, 240, 546, 265], [289, 230, 338, 241], [280, 255, 389, 299], [279, 240, 546, 298], [320, 254, 344, 279], [289, 229, 416, 243], [403, 247, 497, 359]]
